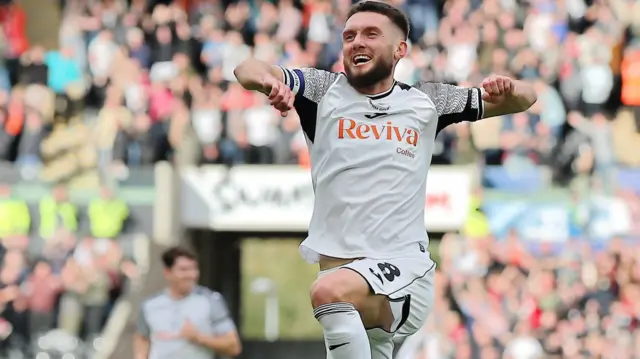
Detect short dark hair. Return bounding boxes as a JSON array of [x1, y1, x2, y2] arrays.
[[161, 246, 197, 268], [347, 1, 410, 40]]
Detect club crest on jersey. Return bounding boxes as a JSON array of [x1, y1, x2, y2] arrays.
[[368, 99, 390, 111], [338, 118, 419, 146]]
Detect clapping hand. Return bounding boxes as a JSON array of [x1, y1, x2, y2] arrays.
[[180, 320, 200, 343]]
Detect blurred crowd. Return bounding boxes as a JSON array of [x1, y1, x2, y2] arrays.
[[1, 0, 640, 358], [406, 0, 640, 191], [410, 233, 640, 359], [0, 0, 636, 178], [0, 184, 137, 357]]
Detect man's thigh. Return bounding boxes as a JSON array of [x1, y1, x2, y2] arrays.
[[341, 256, 436, 336]]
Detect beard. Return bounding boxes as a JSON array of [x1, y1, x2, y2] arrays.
[[344, 57, 394, 89]]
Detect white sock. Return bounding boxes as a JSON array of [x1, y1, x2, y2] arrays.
[[314, 302, 372, 359], [368, 328, 394, 359]]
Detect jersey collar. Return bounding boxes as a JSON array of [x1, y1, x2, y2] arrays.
[[366, 81, 397, 100]]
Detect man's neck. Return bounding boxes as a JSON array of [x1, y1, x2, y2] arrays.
[[352, 76, 396, 97], [167, 287, 190, 300]]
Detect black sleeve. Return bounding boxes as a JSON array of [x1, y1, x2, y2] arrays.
[[276, 67, 339, 143], [277, 67, 338, 103], [413, 81, 485, 135]]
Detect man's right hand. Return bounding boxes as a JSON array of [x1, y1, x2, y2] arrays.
[[262, 75, 294, 117]]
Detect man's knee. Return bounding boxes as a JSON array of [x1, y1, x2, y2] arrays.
[[310, 269, 370, 308]]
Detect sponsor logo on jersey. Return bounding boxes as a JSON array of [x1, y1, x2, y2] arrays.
[[364, 112, 389, 119], [368, 99, 390, 111], [396, 147, 415, 158], [338, 118, 419, 146]]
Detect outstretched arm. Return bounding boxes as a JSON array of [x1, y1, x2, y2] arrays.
[[480, 75, 537, 119], [235, 59, 339, 127], [233, 58, 284, 95], [234, 58, 292, 116], [413, 75, 537, 133]]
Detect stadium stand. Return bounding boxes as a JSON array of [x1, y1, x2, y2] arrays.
[[0, 5, 148, 357], [1, 0, 640, 358]]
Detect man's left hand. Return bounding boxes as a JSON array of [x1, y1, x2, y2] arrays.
[[480, 75, 515, 104]]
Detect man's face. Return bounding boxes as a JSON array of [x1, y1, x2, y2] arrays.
[[156, 26, 172, 44], [34, 262, 52, 277], [164, 256, 199, 293], [53, 186, 67, 202], [342, 12, 404, 88], [100, 187, 112, 200], [31, 47, 45, 63], [134, 114, 151, 132], [61, 47, 74, 58], [127, 31, 143, 47], [101, 30, 114, 42]]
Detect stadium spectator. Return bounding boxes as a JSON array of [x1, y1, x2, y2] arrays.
[[44, 46, 82, 95], [0, 185, 29, 238], [88, 186, 129, 240], [620, 46, 640, 130], [58, 255, 88, 336], [127, 27, 151, 69], [0, 0, 28, 85], [72, 237, 114, 338], [38, 185, 78, 240], [244, 94, 278, 164], [0, 249, 29, 354], [88, 29, 119, 81], [0, 32, 11, 93], [568, 111, 617, 192], [135, 246, 241, 359], [0, 0, 639, 357], [18, 45, 48, 86], [1, 0, 638, 174], [25, 259, 62, 336], [403, 234, 640, 359], [112, 112, 159, 167]]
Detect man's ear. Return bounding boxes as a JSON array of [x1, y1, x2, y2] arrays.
[[395, 41, 408, 61]]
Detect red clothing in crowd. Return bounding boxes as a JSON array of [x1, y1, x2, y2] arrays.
[[449, 323, 466, 343], [0, 4, 28, 58]]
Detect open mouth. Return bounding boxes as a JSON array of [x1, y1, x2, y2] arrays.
[[352, 54, 372, 66]]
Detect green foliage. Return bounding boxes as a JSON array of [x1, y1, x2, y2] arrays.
[[241, 239, 323, 339]]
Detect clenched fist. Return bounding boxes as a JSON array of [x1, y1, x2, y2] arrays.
[[480, 75, 515, 104], [262, 75, 295, 117]]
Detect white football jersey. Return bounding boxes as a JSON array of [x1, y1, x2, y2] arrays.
[[279, 67, 484, 263]]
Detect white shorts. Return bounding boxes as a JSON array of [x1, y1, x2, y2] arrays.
[[320, 254, 436, 337]]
